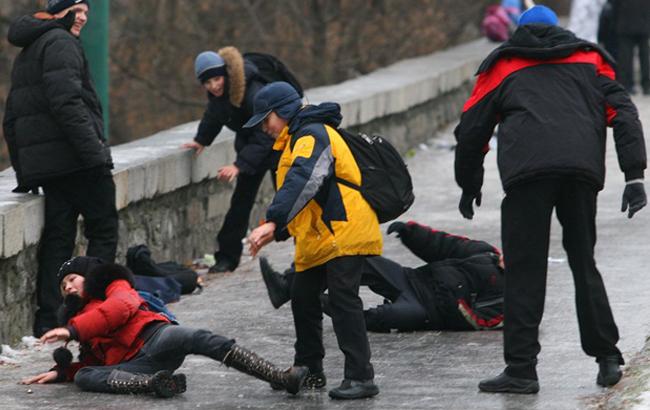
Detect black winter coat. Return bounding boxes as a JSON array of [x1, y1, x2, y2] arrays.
[[3, 13, 112, 192], [454, 24, 646, 194], [194, 60, 275, 175], [612, 0, 650, 36]]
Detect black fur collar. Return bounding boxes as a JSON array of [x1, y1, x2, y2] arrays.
[[84, 263, 136, 300]]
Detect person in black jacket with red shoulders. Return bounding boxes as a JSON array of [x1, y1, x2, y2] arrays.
[[454, 5, 647, 394], [3, 0, 118, 338]]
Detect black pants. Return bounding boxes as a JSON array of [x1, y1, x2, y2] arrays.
[[618, 34, 650, 92], [291, 255, 374, 380], [363, 257, 428, 332], [36, 169, 118, 326], [501, 179, 622, 380], [215, 170, 270, 267], [74, 325, 235, 392]]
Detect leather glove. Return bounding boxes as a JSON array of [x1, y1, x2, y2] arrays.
[[621, 182, 647, 219], [387, 221, 407, 237], [459, 191, 482, 220]]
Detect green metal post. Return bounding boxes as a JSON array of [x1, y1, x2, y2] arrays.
[[81, 0, 110, 140]]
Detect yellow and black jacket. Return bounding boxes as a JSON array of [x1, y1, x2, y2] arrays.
[[267, 103, 382, 272]]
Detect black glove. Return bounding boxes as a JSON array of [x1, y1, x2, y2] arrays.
[[621, 182, 647, 219], [459, 191, 482, 220], [387, 221, 407, 237]]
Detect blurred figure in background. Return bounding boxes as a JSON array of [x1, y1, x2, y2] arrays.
[[611, 0, 650, 95]]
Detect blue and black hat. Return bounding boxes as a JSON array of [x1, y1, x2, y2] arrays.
[[195, 51, 227, 83], [243, 82, 302, 128], [518, 5, 558, 26]]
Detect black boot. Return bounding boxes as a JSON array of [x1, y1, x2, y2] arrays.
[[223, 344, 308, 395], [597, 356, 623, 387], [329, 379, 379, 400], [304, 371, 327, 389], [259, 257, 291, 309], [106, 369, 187, 398], [209, 255, 238, 273], [478, 371, 539, 394]]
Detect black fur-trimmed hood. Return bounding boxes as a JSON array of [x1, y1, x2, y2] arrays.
[[84, 263, 136, 300]]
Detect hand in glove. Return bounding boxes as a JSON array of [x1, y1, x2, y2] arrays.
[[387, 221, 407, 237], [621, 182, 647, 219], [459, 191, 482, 220]]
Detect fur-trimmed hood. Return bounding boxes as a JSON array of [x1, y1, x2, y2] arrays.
[[218, 46, 247, 107], [84, 263, 136, 300]]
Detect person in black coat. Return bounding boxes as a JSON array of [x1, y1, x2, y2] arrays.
[[259, 220, 504, 333], [611, 0, 650, 94], [454, 6, 647, 394], [182, 47, 280, 273], [2, 0, 118, 337]]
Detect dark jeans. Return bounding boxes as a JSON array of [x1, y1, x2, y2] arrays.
[[36, 169, 118, 326], [291, 255, 374, 381], [363, 257, 428, 332], [215, 170, 271, 267], [618, 34, 650, 91], [74, 325, 235, 392], [501, 178, 622, 380]]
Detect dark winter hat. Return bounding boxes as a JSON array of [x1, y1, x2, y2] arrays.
[[518, 5, 558, 26], [57, 256, 106, 285], [243, 81, 302, 128], [195, 51, 227, 83], [47, 0, 88, 14]]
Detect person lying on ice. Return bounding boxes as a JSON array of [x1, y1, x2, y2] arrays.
[[20, 256, 307, 398], [259, 220, 505, 333]]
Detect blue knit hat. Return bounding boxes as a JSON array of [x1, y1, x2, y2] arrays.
[[518, 5, 558, 26], [194, 51, 227, 83], [243, 82, 302, 128], [47, 0, 88, 14]]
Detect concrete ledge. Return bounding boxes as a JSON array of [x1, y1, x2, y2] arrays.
[[0, 37, 494, 342]]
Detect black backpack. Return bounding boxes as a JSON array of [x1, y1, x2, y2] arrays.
[[243, 52, 304, 97], [335, 128, 415, 223]]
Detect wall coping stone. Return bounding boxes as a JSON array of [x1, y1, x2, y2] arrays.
[[0, 38, 494, 259]]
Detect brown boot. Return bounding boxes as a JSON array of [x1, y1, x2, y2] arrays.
[[106, 369, 186, 398], [223, 344, 308, 394]]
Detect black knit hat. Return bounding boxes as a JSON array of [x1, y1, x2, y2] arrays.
[[47, 0, 88, 14], [57, 256, 105, 285]]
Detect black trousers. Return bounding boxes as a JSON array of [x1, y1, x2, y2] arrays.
[[618, 34, 650, 91], [74, 325, 235, 392], [215, 170, 270, 267], [291, 255, 374, 381], [363, 257, 429, 332], [37, 169, 118, 324], [501, 179, 622, 380]]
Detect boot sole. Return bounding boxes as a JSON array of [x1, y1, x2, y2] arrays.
[[259, 257, 289, 309], [479, 382, 539, 394]]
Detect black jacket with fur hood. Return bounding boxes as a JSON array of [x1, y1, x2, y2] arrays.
[[194, 47, 275, 174]]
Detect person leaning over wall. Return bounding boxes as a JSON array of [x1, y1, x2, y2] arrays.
[[454, 5, 647, 394], [182, 47, 299, 274], [21, 256, 308, 398], [2, 0, 119, 338], [246, 82, 382, 400]]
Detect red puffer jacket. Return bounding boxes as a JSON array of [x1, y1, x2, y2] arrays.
[[60, 264, 170, 380]]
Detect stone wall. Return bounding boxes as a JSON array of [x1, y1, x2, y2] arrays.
[[0, 38, 494, 343]]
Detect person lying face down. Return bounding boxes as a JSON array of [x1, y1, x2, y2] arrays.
[[259, 220, 505, 333]]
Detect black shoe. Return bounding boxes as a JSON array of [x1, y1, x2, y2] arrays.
[[259, 257, 290, 309], [478, 372, 539, 394], [329, 379, 379, 400], [597, 356, 623, 387], [304, 371, 327, 389], [209, 257, 237, 274]]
